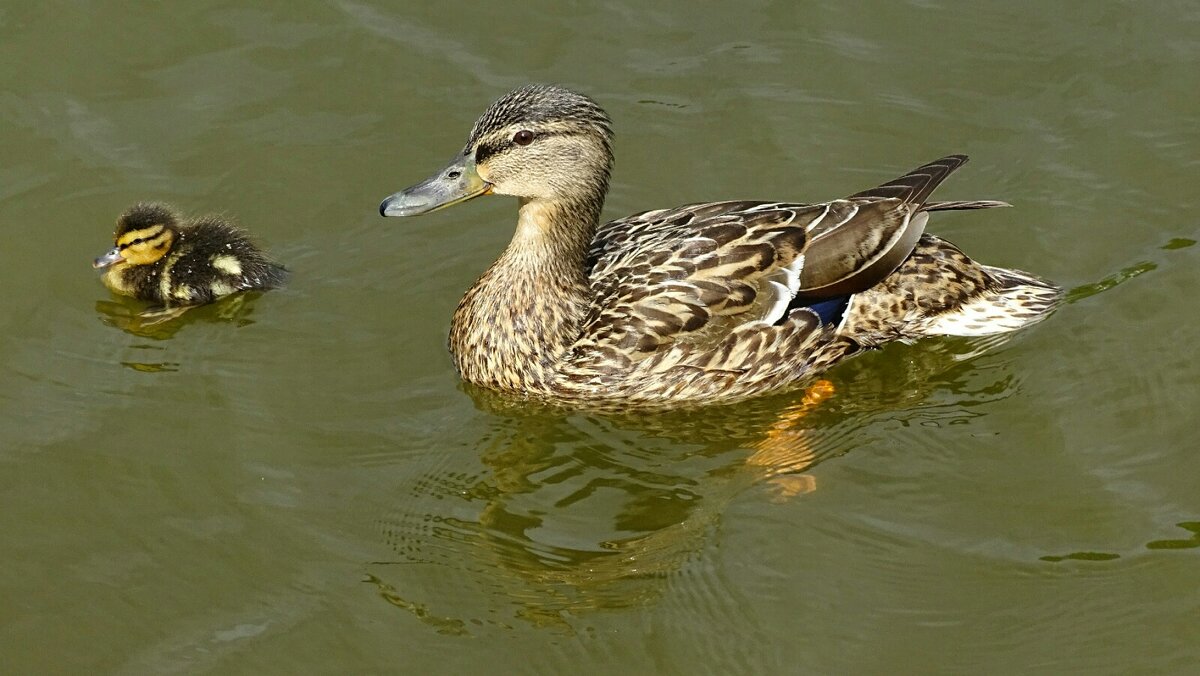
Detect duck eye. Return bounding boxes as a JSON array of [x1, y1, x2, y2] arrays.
[[512, 130, 535, 146]]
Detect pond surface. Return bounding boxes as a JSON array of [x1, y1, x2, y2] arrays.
[[2, 2, 1198, 673]]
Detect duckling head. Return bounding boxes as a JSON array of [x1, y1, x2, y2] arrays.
[[93, 202, 179, 269], [380, 84, 613, 217]]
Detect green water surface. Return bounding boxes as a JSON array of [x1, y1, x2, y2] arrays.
[[2, 2, 1198, 674]]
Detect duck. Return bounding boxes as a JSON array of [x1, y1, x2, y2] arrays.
[[93, 202, 287, 307], [378, 84, 1060, 405]]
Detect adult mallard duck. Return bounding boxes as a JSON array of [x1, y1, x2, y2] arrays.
[[379, 84, 1059, 405], [94, 202, 287, 308]]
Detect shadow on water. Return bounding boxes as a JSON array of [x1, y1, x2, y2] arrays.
[[365, 335, 1030, 633]]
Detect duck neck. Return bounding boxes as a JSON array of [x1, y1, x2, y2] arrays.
[[449, 195, 603, 392]]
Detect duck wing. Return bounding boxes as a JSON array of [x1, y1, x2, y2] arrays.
[[577, 156, 979, 365]]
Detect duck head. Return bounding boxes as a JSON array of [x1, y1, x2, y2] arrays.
[[379, 84, 614, 217]]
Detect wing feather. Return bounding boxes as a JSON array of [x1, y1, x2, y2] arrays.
[[572, 155, 992, 373]]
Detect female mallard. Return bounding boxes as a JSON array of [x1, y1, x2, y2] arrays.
[[379, 84, 1059, 405], [94, 202, 287, 307]]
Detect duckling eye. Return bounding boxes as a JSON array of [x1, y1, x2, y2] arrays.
[[512, 130, 535, 146]]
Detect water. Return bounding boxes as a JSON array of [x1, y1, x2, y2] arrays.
[[2, 2, 1199, 673]]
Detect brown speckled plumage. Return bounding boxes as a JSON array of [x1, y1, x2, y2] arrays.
[[380, 85, 1060, 406]]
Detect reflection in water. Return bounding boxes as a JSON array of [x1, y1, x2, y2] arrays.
[[94, 293, 262, 340], [364, 574, 471, 636], [364, 236, 1199, 632], [370, 336, 1027, 631]]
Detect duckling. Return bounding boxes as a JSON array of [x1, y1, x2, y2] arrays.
[[378, 84, 1060, 405], [93, 202, 286, 307]]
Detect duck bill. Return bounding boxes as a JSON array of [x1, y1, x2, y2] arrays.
[[379, 154, 493, 217], [93, 247, 124, 269]]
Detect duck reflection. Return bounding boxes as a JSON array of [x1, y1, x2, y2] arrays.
[[371, 336, 1024, 630], [94, 292, 263, 340]]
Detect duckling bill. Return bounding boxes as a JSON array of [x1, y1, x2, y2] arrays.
[[94, 202, 286, 306]]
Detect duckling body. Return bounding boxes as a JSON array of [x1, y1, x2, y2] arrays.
[[379, 85, 1060, 405], [94, 202, 286, 306]]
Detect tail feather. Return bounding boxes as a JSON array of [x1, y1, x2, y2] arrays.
[[848, 154, 969, 208], [836, 159, 1058, 344], [917, 266, 1062, 337], [922, 200, 1011, 211], [840, 235, 1062, 345]]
